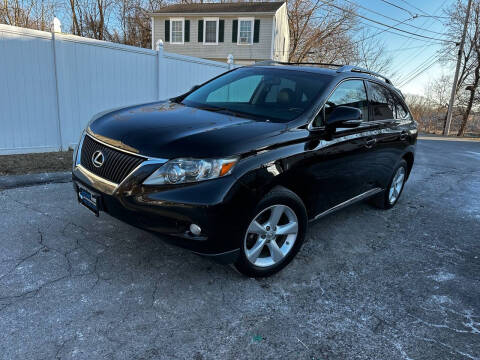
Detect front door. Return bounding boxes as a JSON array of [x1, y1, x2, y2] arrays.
[[307, 79, 379, 215]]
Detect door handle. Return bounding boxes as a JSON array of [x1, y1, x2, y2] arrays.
[[365, 137, 376, 148], [400, 131, 408, 140]]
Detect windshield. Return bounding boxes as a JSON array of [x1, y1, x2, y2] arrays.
[[181, 67, 332, 123]]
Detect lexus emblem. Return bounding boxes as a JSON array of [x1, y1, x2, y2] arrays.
[[92, 150, 105, 168]]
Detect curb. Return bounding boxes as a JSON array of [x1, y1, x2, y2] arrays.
[[418, 135, 480, 142], [0, 172, 71, 190]]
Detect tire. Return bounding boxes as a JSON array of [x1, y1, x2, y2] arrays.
[[371, 159, 408, 210], [234, 186, 308, 277]]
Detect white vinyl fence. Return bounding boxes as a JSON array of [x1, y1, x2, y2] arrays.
[[0, 24, 234, 155]]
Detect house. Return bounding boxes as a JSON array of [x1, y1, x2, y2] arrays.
[[150, 1, 289, 65]]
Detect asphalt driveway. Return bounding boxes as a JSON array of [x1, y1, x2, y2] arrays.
[[1, 139, 479, 360]]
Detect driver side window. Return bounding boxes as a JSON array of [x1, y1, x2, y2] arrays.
[[314, 80, 368, 127]]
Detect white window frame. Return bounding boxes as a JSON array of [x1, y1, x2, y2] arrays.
[[170, 17, 184, 44], [237, 17, 254, 45], [203, 17, 219, 45]]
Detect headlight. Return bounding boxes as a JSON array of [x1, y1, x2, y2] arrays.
[[143, 157, 238, 185]]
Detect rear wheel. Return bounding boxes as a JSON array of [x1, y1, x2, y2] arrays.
[[371, 159, 408, 209], [234, 187, 307, 277]]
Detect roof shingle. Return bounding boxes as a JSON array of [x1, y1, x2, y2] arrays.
[[153, 1, 284, 14]]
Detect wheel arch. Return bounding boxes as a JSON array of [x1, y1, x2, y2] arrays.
[[402, 151, 414, 179]]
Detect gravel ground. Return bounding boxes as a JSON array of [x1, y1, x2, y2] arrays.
[[0, 150, 73, 176], [0, 139, 479, 360]]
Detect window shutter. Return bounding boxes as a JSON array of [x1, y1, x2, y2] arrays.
[[232, 20, 238, 43], [198, 20, 203, 42], [165, 20, 170, 42], [185, 20, 190, 42], [253, 19, 260, 43], [219, 20, 225, 42]]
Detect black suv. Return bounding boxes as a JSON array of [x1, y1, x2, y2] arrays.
[[72, 64, 417, 277]]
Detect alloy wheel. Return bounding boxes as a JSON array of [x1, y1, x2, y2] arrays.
[[244, 205, 299, 268], [389, 166, 406, 204]]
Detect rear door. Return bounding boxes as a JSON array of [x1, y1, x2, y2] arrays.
[[366, 81, 408, 188]]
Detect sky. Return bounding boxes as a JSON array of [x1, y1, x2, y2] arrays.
[[349, 0, 457, 96], [52, 0, 456, 97]]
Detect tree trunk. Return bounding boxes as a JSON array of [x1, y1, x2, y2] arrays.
[[457, 63, 480, 136], [442, 110, 448, 134]]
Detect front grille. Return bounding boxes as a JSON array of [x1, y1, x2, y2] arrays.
[[80, 135, 144, 184]]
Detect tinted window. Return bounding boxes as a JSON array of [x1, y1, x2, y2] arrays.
[[182, 67, 331, 122], [367, 82, 396, 120], [206, 75, 262, 103], [394, 97, 409, 119], [316, 80, 368, 126]]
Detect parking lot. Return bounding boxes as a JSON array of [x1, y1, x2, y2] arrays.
[[0, 138, 479, 360]]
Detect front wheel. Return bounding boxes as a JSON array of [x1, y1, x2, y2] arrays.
[[234, 187, 308, 277]]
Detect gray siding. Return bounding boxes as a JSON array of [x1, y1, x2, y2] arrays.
[[153, 15, 274, 61]]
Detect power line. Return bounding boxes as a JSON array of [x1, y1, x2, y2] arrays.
[[380, 0, 415, 18], [382, 44, 439, 52], [396, 52, 438, 83], [397, 54, 441, 87], [343, 0, 448, 36], [315, 0, 455, 43], [387, 0, 450, 77], [398, 59, 440, 87], [379, 0, 448, 24], [395, 0, 431, 16], [357, 20, 447, 43], [398, 57, 440, 87]]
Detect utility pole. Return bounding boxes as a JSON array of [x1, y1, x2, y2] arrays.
[[444, 0, 473, 136]]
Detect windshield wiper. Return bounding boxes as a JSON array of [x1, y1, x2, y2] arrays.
[[197, 106, 243, 118]]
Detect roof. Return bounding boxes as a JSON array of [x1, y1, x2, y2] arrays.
[[252, 64, 399, 89], [253, 62, 394, 86], [153, 2, 285, 14]]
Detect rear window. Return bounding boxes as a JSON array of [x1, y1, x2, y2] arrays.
[[367, 81, 396, 120], [182, 67, 332, 122]]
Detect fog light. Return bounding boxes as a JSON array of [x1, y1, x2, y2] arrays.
[[190, 224, 201, 235]]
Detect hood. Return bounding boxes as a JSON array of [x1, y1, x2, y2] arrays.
[[88, 101, 288, 159]]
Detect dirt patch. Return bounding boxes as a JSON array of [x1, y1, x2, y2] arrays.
[[0, 150, 74, 175]]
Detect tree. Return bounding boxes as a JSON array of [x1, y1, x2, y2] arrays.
[[354, 30, 393, 76], [287, 0, 357, 64], [67, 0, 113, 40], [444, 0, 480, 136], [110, 0, 164, 48], [0, 0, 59, 30]]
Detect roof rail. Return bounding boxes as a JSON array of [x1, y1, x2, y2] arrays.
[[253, 60, 344, 68], [336, 65, 392, 85], [253, 61, 393, 85]]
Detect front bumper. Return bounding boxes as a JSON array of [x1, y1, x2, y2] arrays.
[[72, 164, 255, 263]]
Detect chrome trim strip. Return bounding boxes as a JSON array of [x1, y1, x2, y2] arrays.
[[311, 187, 383, 221], [115, 158, 168, 189], [74, 133, 169, 195], [74, 132, 85, 167], [74, 165, 118, 195], [85, 132, 149, 159]]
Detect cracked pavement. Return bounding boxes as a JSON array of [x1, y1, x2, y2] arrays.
[[1, 139, 479, 360]]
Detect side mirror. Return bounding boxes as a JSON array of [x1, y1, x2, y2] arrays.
[[189, 84, 201, 92], [325, 106, 362, 128]]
